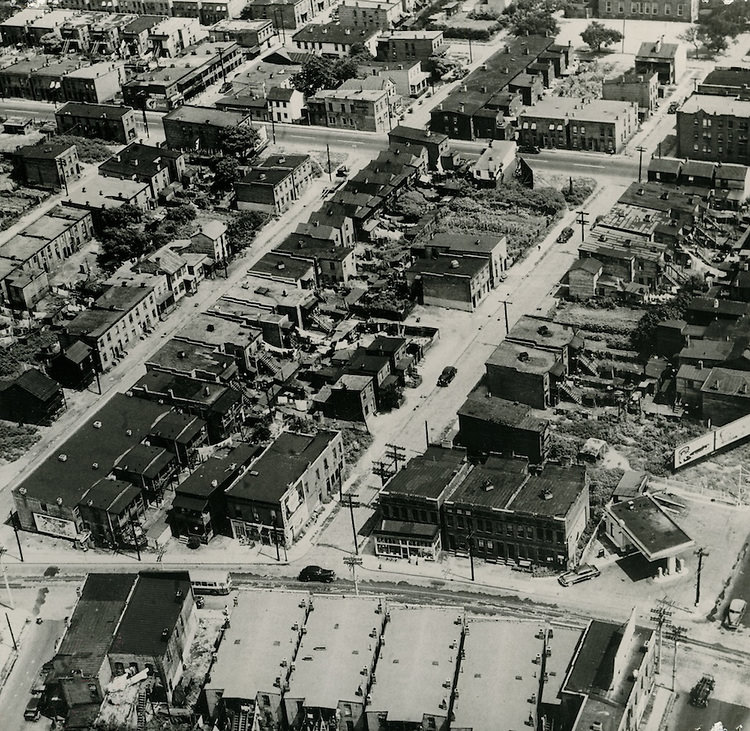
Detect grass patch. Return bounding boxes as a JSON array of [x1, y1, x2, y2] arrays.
[[0, 421, 40, 463]]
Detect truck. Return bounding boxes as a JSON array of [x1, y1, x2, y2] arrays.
[[690, 674, 715, 708]]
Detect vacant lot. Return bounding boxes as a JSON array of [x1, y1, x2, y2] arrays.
[[554, 302, 644, 333]]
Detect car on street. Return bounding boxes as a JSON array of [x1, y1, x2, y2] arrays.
[[336, 166, 349, 177], [668, 101, 681, 113], [558, 564, 600, 587], [438, 365, 457, 387], [519, 145, 541, 154], [298, 565, 336, 583], [726, 598, 747, 629], [557, 227, 574, 243], [690, 674, 715, 707], [24, 695, 41, 721]]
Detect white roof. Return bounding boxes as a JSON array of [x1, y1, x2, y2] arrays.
[[680, 94, 750, 117]]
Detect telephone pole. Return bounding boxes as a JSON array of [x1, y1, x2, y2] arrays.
[[326, 143, 332, 182], [636, 145, 646, 183], [372, 461, 394, 487], [576, 210, 589, 243], [666, 624, 687, 692], [694, 547, 709, 607], [649, 598, 674, 675], [499, 299, 511, 334], [385, 443, 406, 473], [343, 554, 363, 596], [342, 493, 360, 555]]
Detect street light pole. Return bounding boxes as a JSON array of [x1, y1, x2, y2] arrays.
[[343, 493, 360, 555], [694, 547, 709, 607]]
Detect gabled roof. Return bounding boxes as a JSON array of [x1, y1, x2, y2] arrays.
[[636, 40, 680, 59], [8, 368, 60, 402]]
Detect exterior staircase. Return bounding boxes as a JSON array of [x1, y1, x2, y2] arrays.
[[558, 381, 583, 405], [135, 689, 147, 731], [577, 354, 598, 376], [257, 352, 282, 377], [310, 312, 335, 334]]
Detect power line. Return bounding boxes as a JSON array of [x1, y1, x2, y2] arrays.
[[666, 624, 687, 692], [385, 443, 406, 473], [649, 597, 674, 675], [575, 210, 590, 243]]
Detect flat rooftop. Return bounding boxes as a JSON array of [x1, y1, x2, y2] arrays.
[[680, 94, 750, 117], [510, 464, 587, 519], [147, 339, 235, 377], [539, 625, 584, 706], [507, 315, 577, 351], [485, 341, 559, 375], [448, 457, 528, 510], [607, 495, 694, 560], [521, 97, 636, 122], [286, 595, 382, 709], [458, 391, 547, 433], [163, 104, 249, 127], [207, 590, 310, 701], [368, 607, 461, 722], [110, 572, 191, 656], [452, 620, 542, 731]]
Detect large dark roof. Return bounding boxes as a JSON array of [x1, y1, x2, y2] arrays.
[[9, 368, 60, 402], [458, 392, 546, 432], [448, 457, 528, 509], [57, 101, 133, 120], [383, 447, 466, 500], [510, 463, 586, 518], [13, 393, 174, 506], [226, 430, 339, 504], [53, 574, 137, 679], [110, 572, 191, 657], [176, 444, 259, 498]]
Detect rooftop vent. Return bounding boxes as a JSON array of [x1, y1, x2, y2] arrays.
[[93, 421, 102, 429], [518, 351, 530, 362], [58, 453, 68, 462]]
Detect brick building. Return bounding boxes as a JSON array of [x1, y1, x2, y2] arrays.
[[11, 141, 80, 190], [406, 255, 491, 312], [60, 61, 123, 103], [635, 39, 686, 84], [307, 86, 392, 132], [162, 105, 254, 151], [99, 142, 185, 197], [338, 0, 403, 30], [596, 0, 698, 22], [55, 101, 137, 144], [236, 154, 314, 214], [602, 71, 658, 119], [677, 94, 750, 165], [292, 22, 378, 58], [376, 29, 445, 61]]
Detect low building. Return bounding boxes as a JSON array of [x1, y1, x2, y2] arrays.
[[108, 572, 197, 699], [647, 156, 682, 184], [61, 278, 161, 371], [284, 596, 385, 731], [148, 17, 208, 57], [0, 8, 47, 45], [169, 444, 256, 542], [697, 66, 750, 97], [65, 177, 155, 222], [375, 446, 470, 559], [55, 101, 137, 144], [443, 459, 589, 568], [366, 608, 462, 731], [0, 368, 66, 425], [236, 154, 314, 214], [676, 94, 750, 165], [602, 71, 658, 119], [98, 142, 185, 197], [225, 430, 344, 546], [555, 612, 656, 731], [308, 86, 392, 132], [376, 29, 445, 62], [568, 257, 603, 299], [46, 574, 138, 711], [457, 391, 550, 463], [61, 61, 123, 104], [388, 125, 449, 169], [700, 367, 750, 426], [411, 232, 507, 288], [292, 23, 378, 58], [635, 39, 686, 84], [11, 141, 80, 190], [406, 254, 491, 312], [266, 85, 305, 123], [204, 591, 311, 727], [317, 373, 376, 423], [339, 0, 403, 30], [518, 98, 638, 153], [603, 495, 694, 574], [597, 0, 698, 22], [78, 478, 146, 546], [470, 142, 517, 186], [275, 235, 356, 285], [358, 60, 430, 98], [240, 0, 314, 30], [146, 338, 239, 384], [209, 18, 276, 52], [162, 104, 255, 151]]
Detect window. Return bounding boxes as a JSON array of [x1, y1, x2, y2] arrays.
[[677, 3, 683, 13]]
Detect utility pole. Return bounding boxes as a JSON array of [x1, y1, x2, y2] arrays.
[[385, 443, 406, 473], [465, 528, 475, 581], [0, 548, 13, 609], [5, 613, 16, 652], [343, 493, 360, 555], [129, 516, 141, 562], [468, 37, 473, 64], [270, 115, 277, 145], [424, 420, 429, 449], [500, 299, 510, 334], [372, 461, 393, 487], [649, 598, 674, 675], [10, 512, 23, 563], [326, 143, 332, 182], [576, 210, 590, 243], [636, 145, 646, 183], [141, 108, 149, 138], [666, 625, 687, 692], [694, 547, 709, 607], [343, 554, 362, 596]]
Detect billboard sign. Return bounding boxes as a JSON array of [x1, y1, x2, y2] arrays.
[[673, 432, 715, 469], [714, 413, 750, 450], [33, 512, 78, 540]]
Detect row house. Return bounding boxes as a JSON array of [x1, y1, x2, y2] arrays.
[[55, 101, 137, 143], [236, 154, 314, 214]]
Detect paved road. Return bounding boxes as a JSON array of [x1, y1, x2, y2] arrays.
[[0, 618, 64, 731]]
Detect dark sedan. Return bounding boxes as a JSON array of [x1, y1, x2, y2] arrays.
[[298, 565, 336, 583]]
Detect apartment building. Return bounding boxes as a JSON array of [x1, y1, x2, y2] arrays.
[[161, 104, 253, 149], [338, 0, 403, 30], [602, 71, 658, 119], [677, 94, 750, 165], [292, 22, 378, 57], [241, 0, 314, 30], [208, 18, 276, 51], [307, 86, 392, 132], [11, 142, 80, 190], [55, 101, 137, 143], [358, 60, 430, 98], [596, 0, 698, 22], [60, 61, 124, 103], [376, 29, 445, 61], [236, 154, 314, 214], [518, 97, 638, 153], [99, 142, 186, 197]]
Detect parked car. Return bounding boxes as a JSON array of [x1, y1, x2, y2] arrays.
[[690, 674, 715, 707], [668, 101, 681, 113], [519, 144, 541, 154], [437, 365, 457, 387], [557, 227, 574, 243], [24, 696, 41, 721], [336, 166, 349, 177], [298, 565, 335, 583], [195, 595, 205, 609], [558, 564, 600, 587], [726, 598, 747, 629]]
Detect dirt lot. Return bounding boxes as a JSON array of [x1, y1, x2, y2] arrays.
[[553, 301, 645, 332]]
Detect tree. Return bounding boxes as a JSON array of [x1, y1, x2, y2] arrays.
[[580, 21, 622, 52], [164, 203, 196, 225], [218, 126, 260, 160], [291, 54, 361, 97], [502, 0, 560, 37], [378, 382, 403, 413], [391, 190, 429, 221], [678, 25, 702, 57], [99, 203, 142, 231], [213, 156, 242, 191], [97, 228, 151, 273], [226, 210, 268, 251]]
